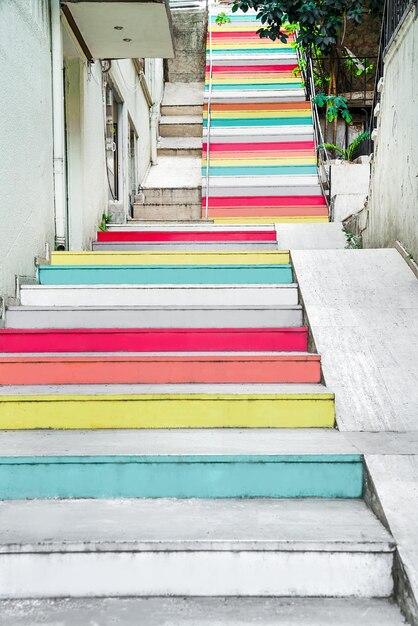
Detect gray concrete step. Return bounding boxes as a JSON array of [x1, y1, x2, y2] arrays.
[[157, 136, 202, 157], [5, 304, 303, 329], [0, 597, 406, 625], [0, 498, 394, 598], [160, 115, 203, 138], [133, 203, 202, 220]]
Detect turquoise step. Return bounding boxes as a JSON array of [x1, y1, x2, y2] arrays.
[[0, 454, 363, 499], [204, 117, 313, 128], [38, 264, 294, 285], [206, 83, 304, 90], [202, 166, 317, 176]]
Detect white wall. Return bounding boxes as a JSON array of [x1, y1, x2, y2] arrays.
[[0, 0, 54, 300], [365, 8, 418, 258]]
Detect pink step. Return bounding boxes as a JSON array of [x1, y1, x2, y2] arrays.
[[0, 327, 308, 353], [97, 230, 277, 242], [0, 354, 321, 385]]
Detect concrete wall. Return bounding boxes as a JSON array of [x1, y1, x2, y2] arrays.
[[165, 7, 207, 83], [364, 8, 418, 258], [0, 0, 55, 300]]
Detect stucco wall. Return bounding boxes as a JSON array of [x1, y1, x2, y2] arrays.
[[364, 8, 418, 258], [0, 0, 54, 300]]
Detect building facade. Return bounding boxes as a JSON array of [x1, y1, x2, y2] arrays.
[[0, 0, 172, 302]]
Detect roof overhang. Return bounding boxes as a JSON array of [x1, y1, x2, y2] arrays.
[[61, 0, 174, 60]]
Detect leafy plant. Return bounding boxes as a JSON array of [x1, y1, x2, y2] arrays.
[[343, 228, 362, 249], [98, 213, 112, 232], [313, 93, 352, 123], [318, 130, 371, 161], [215, 12, 231, 25]]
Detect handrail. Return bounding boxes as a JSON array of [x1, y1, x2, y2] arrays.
[[204, 1, 214, 220], [296, 42, 332, 212]]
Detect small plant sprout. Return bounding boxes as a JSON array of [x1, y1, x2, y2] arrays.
[[215, 12, 231, 25]]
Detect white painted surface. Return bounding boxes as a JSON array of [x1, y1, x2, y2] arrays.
[[293, 249, 418, 431], [277, 224, 346, 250], [5, 304, 303, 329], [1, 428, 417, 457], [365, 7, 418, 260], [20, 284, 299, 307], [0, 0, 55, 299], [0, 550, 393, 598], [0, 383, 332, 396], [143, 156, 201, 188], [0, 597, 407, 625], [366, 455, 418, 607], [63, 1, 174, 59], [330, 163, 370, 196], [0, 499, 393, 598]]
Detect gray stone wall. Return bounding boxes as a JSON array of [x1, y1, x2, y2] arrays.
[[165, 7, 208, 83]]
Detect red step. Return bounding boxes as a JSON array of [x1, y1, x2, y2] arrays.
[[97, 230, 277, 243], [0, 327, 308, 353]]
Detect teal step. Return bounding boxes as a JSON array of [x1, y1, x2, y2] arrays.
[[0, 454, 363, 499], [38, 264, 294, 285], [202, 166, 317, 176], [206, 83, 304, 91], [204, 117, 313, 128]]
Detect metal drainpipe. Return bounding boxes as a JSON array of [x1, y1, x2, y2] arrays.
[[150, 103, 159, 165], [51, 0, 68, 250]]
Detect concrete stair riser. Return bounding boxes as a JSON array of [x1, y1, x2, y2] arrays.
[[5, 305, 304, 329], [160, 116, 203, 138], [0, 327, 308, 352], [133, 204, 202, 221], [37, 265, 294, 286], [19, 284, 300, 307], [0, 388, 335, 428], [137, 188, 201, 205], [0, 456, 361, 499], [0, 354, 321, 385], [91, 242, 278, 251], [96, 229, 277, 242], [50, 250, 290, 265], [160, 104, 203, 116]]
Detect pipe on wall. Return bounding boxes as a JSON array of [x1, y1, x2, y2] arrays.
[[51, 0, 68, 250]]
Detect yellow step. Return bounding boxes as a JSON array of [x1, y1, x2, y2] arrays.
[[50, 251, 291, 266], [0, 391, 335, 429]]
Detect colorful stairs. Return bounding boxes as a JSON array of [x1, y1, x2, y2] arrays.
[[203, 11, 328, 223], [0, 223, 395, 602]]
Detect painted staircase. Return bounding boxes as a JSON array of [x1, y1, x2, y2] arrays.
[[0, 223, 398, 617], [0, 8, 405, 623], [134, 84, 204, 221], [203, 11, 329, 223]]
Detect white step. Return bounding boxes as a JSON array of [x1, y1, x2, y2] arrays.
[[205, 126, 314, 142], [20, 284, 299, 307], [0, 597, 406, 625], [107, 224, 274, 231], [206, 89, 306, 103], [0, 499, 393, 598], [5, 304, 303, 329], [210, 54, 298, 65], [203, 175, 322, 197]]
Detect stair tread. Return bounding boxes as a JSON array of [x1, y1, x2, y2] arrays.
[[0, 499, 392, 551], [0, 351, 317, 358], [162, 82, 204, 106], [0, 383, 331, 396], [160, 115, 202, 124], [0, 597, 406, 625], [7, 304, 302, 311], [158, 136, 202, 148]]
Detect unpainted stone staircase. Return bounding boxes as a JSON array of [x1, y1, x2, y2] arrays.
[[133, 83, 204, 221]]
